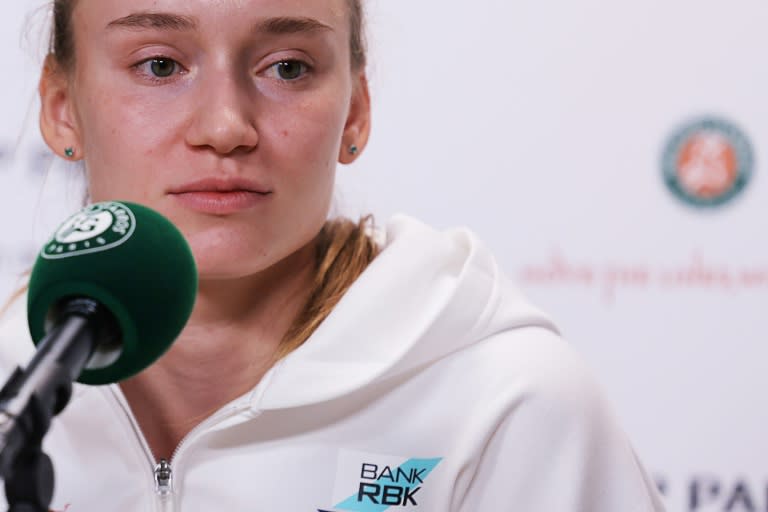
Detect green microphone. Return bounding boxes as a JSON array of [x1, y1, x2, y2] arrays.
[[0, 201, 196, 508], [27, 201, 197, 385]]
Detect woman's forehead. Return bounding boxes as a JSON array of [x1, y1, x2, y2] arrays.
[[73, 0, 349, 31]]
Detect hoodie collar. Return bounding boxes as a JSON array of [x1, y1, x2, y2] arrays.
[[257, 215, 555, 410]]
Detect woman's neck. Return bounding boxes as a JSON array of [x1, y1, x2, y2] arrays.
[[119, 242, 316, 461]]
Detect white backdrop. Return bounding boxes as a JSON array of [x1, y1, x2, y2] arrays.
[[3, 1, 767, 510]]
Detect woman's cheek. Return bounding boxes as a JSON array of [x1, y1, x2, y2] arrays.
[[278, 97, 347, 159], [82, 116, 163, 203]]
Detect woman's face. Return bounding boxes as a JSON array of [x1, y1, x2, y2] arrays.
[[41, 0, 369, 280]]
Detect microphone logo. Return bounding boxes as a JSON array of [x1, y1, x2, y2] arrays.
[[42, 202, 137, 260]]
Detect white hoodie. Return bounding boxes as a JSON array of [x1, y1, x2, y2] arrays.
[[0, 215, 665, 511]]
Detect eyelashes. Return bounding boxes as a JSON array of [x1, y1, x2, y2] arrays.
[[267, 60, 311, 81], [145, 58, 179, 78], [133, 57, 187, 84]]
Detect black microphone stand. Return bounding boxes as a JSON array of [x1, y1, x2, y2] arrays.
[[0, 298, 116, 512], [0, 368, 64, 512]]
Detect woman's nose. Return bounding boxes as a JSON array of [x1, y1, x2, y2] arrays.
[[185, 73, 259, 156]]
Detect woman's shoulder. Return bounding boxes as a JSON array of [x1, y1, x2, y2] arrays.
[[450, 325, 610, 419], [449, 327, 665, 510]]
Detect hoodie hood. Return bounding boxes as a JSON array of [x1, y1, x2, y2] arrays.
[[258, 215, 557, 410]]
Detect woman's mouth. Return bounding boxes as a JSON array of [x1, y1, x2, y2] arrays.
[[169, 178, 273, 215]]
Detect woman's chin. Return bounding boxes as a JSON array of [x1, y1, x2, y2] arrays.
[[193, 255, 268, 283]]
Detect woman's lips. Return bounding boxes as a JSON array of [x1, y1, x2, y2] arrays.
[[171, 190, 272, 215], [169, 178, 273, 215]]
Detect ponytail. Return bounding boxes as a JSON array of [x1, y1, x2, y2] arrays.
[[276, 216, 379, 359]]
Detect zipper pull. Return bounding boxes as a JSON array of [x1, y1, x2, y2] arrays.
[[154, 459, 173, 497]]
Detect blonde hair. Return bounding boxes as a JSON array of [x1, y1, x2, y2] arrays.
[[277, 216, 379, 358]]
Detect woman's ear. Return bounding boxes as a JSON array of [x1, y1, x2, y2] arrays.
[[339, 72, 371, 164], [39, 55, 82, 160]]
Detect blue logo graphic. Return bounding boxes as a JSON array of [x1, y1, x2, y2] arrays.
[[321, 457, 442, 512]]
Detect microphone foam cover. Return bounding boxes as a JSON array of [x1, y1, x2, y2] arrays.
[[27, 201, 197, 385]]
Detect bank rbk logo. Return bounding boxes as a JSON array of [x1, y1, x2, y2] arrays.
[[325, 456, 443, 511]]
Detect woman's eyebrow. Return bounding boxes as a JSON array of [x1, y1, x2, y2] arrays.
[[106, 12, 198, 31], [105, 13, 333, 35], [255, 16, 334, 35]]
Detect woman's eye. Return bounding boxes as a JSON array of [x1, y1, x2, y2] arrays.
[[134, 57, 182, 80], [148, 58, 178, 78], [272, 60, 308, 81]]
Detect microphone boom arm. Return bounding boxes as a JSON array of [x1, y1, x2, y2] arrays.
[[0, 297, 115, 512]]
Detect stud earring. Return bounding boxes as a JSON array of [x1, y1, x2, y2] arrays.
[[348, 144, 359, 156], [64, 147, 75, 158]]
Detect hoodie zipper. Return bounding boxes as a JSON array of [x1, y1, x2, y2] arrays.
[[108, 386, 252, 512], [154, 459, 174, 511]]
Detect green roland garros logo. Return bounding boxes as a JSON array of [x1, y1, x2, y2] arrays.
[[42, 202, 136, 259]]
